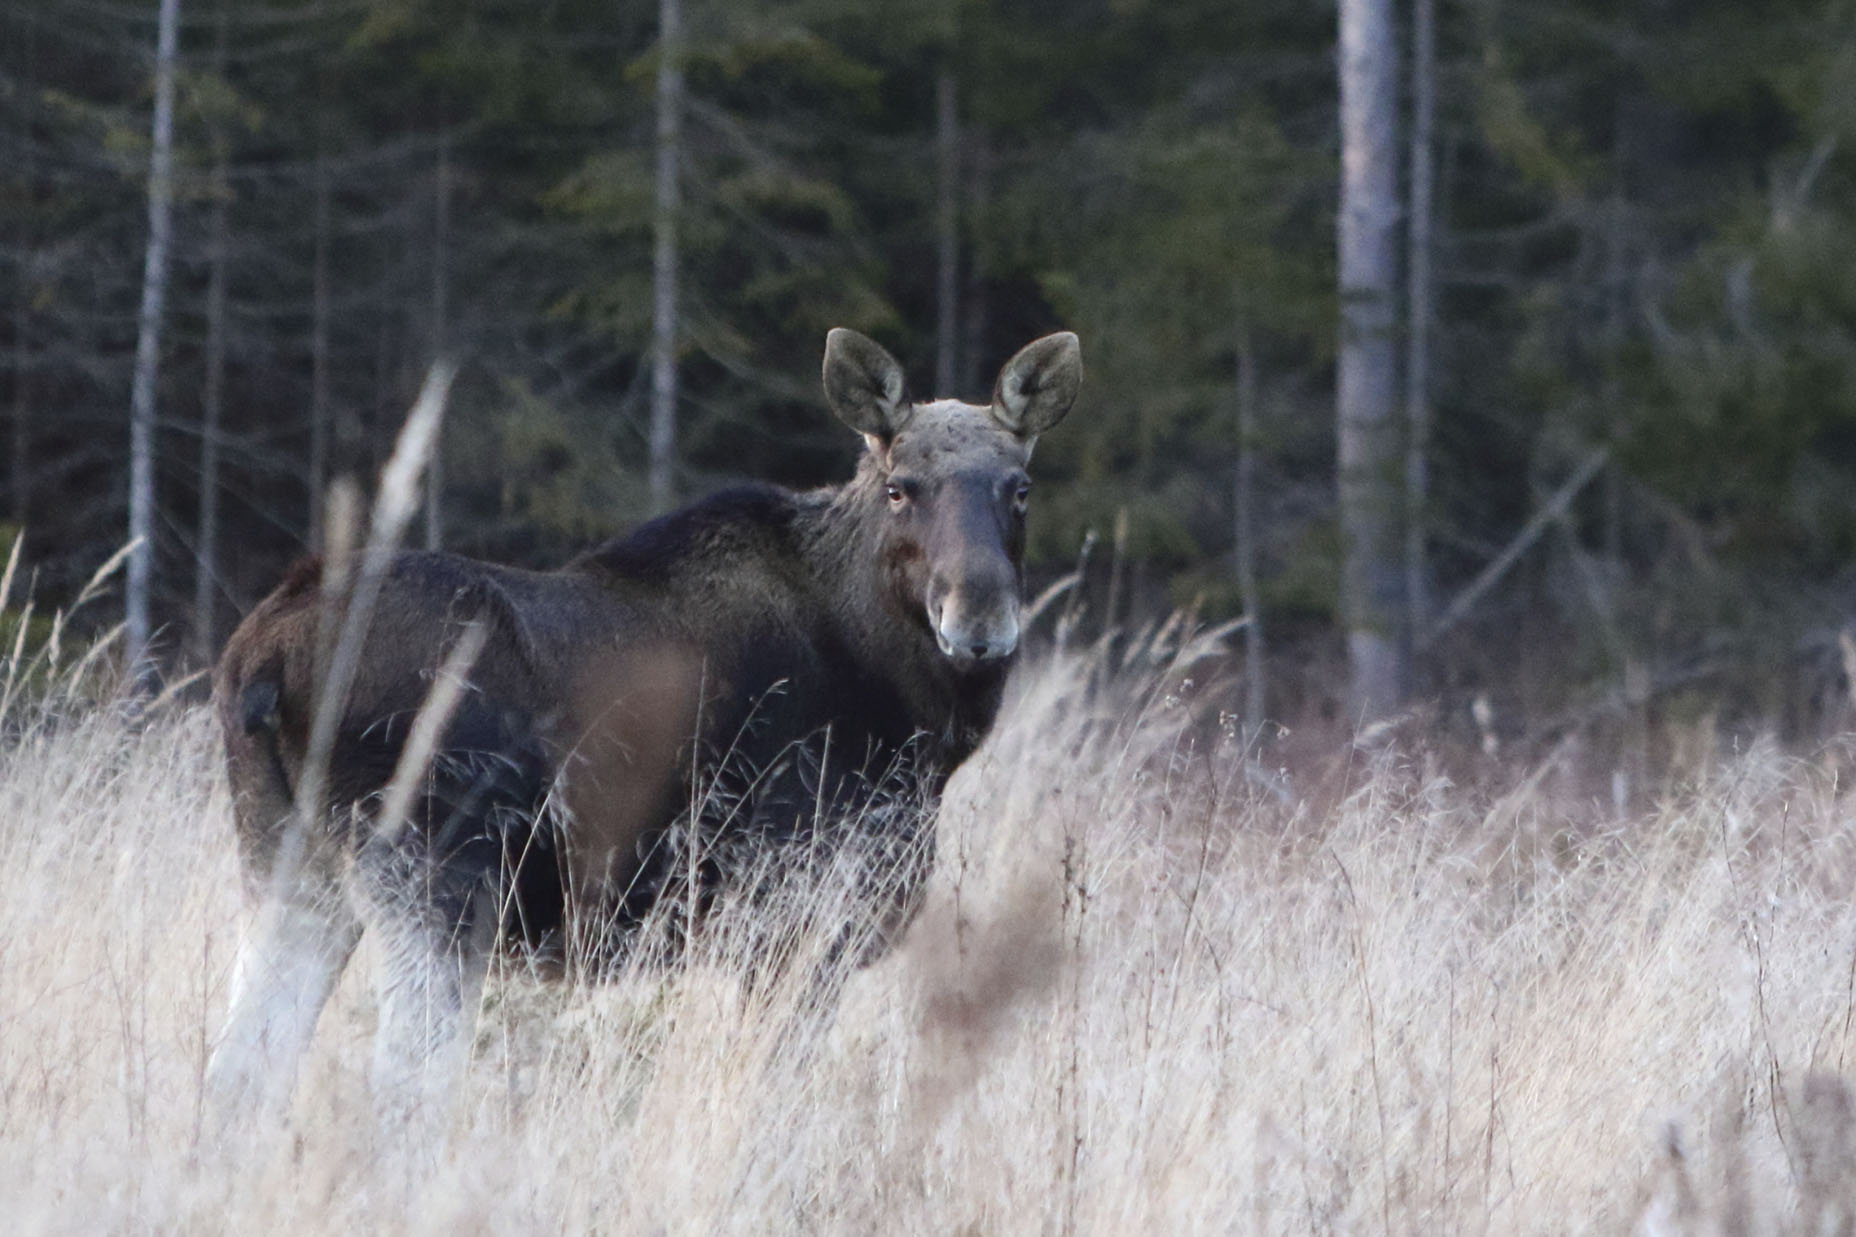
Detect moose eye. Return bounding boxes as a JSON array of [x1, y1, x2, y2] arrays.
[[1012, 481, 1032, 514], [885, 482, 907, 508]]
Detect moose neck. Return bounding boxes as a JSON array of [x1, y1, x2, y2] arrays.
[[803, 459, 1011, 765]]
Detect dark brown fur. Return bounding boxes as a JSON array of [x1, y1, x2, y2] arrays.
[[214, 331, 1082, 984]]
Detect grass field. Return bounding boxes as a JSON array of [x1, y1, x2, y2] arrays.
[[2, 629, 1855, 1233]]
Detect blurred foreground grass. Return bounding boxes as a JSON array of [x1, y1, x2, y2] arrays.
[[1, 625, 1854, 1233]]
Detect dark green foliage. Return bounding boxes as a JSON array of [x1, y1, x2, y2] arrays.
[[4, 0, 1855, 729]]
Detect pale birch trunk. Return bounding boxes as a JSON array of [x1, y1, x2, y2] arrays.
[[1404, 0, 1436, 649], [934, 68, 959, 398], [961, 130, 991, 403], [10, 267, 27, 529], [425, 129, 450, 551], [1336, 0, 1405, 722], [9, 12, 31, 527], [307, 126, 331, 549], [9, 14, 31, 528], [193, 0, 231, 666], [648, 0, 683, 515], [1234, 322, 1265, 735], [127, 0, 183, 676]]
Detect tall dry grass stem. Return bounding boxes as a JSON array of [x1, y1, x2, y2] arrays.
[[296, 361, 455, 828]]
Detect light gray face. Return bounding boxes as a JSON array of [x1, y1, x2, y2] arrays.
[[822, 329, 1083, 669]]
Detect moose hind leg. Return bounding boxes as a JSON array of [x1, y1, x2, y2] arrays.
[[355, 831, 497, 1132], [357, 715, 549, 1131], [207, 857, 362, 1126]]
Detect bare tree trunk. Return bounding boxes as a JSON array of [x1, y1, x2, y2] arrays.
[[307, 123, 331, 549], [193, 0, 230, 666], [1603, 184, 1627, 571], [425, 128, 450, 551], [1105, 507, 1129, 631], [1403, 0, 1436, 655], [1234, 320, 1266, 735], [960, 129, 991, 403], [934, 68, 959, 398], [1336, 0, 1406, 723], [9, 291, 25, 530], [648, 0, 683, 516], [8, 12, 33, 529], [373, 309, 395, 476], [127, 0, 183, 677]]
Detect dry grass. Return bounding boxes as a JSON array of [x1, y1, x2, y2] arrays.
[[4, 631, 1856, 1234]]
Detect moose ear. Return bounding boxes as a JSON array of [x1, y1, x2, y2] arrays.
[[991, 331, 1082, 438], [823, 328, 912, 439]]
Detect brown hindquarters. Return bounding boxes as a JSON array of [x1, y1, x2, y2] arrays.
[[213, 556, 330, 896], [553, 639, 709, 908], [214, 551, 721, 939]]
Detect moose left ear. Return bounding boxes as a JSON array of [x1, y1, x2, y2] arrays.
[[991, 331, 1082, 438], [823, 328, 913, 440]]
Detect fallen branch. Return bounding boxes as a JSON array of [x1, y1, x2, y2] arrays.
[[1422, 446, 1610, 650]]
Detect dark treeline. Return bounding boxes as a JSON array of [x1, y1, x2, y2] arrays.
[[4, 0, 1855, 745]]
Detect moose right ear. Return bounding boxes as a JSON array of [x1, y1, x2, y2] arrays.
[[991, 331, 1082, 439], [823, 328, 912, 440]]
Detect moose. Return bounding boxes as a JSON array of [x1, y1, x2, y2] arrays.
[[206, 327, 1083, 1117]]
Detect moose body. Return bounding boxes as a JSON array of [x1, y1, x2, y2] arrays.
[[206, 329, 1081, 1117]]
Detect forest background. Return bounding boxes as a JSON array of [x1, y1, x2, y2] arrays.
[[6, 0, 1856, 755]]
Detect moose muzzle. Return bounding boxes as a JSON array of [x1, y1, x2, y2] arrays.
[[929, 585, 1020, 666], [926, 525, 1021, 667]]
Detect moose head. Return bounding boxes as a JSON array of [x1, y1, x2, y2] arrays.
[[823, 329, 1082, 669]]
